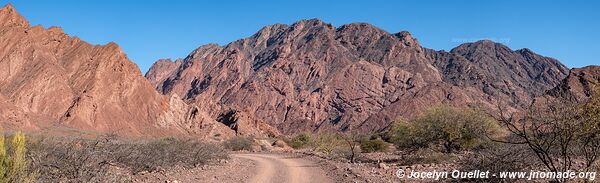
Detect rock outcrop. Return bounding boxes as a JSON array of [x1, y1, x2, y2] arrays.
[[545, 66, 600, 102], [147, 19, 569, 134], [145, 58, 182, 88], [0, 4, 234, 139]]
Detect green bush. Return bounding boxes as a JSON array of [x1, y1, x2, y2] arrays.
[[284, 133, 312, 149], [0, 132, 37, 183], [359, 138, 390, 153], [222, 136, 254, 151], [388, 105, 502, 153], [384, 118, 427, 150], [308, 133, 343, 155]]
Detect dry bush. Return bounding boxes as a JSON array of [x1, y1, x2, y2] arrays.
[[222, 136, 254, 151], [459, 142, 536, 182], [494, 92, 600, 182], [397, 148, 457, 166], [27, 135, 227, 182], [296, 133, 362, 163], [116, 137, 228, 173]]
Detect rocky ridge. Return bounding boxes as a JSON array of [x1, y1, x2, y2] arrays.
[[1, 3, 589, 137], [0, 4, 234, 139], [544, 65, 600, 102], [147, 18, 570, 134]]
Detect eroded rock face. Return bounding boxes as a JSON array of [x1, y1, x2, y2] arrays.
[[147, 18, 569, 134], [0, 4, 234, 139], [145, 58, 182, 89], [545, 66, 600, 102], [216, 109, 280, 137]]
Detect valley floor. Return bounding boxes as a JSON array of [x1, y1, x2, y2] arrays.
[[134, 153, 348, 183]]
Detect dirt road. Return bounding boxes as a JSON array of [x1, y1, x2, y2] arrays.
[[135, 153, 341, 183], [232, 154, 333, 183]]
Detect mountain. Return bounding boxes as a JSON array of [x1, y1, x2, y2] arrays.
[[545, 65, 600, 102], [146, 19, 569, 134], [0, 3, 578, 137], [0, 4, 234, 139]]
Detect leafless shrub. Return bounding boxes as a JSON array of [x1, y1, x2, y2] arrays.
[[339, 133, 362, 163], [397, 148, 457, 166], [493, 91, 600, 182], [26, 135, 227, 182], [222, 136, 254, 151], [459, 142, 537, 182]]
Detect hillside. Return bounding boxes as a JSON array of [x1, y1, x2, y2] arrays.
[[147, 19, 569, 134]]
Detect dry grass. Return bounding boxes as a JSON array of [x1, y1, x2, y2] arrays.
[[26, 135, 228, 182]]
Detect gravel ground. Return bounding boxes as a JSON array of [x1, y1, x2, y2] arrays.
[[133, 155, 256, 183]]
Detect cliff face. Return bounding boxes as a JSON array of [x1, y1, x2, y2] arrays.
[[545, 66, 600, 102], [145, 58, 182, 88], [0, 4, 234, 139], [147, 19, 569, 134]]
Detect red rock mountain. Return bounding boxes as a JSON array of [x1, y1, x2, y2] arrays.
[[545, 66, 600, 102], [0, 4, 234, 138], [146, 19, 570, 134], [0, 4, 582, 137]]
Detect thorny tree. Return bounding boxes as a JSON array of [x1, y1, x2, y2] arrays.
[[493, 91, 600, 182], [339, 133, 361, 163]]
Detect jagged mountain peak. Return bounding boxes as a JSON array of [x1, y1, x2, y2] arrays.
[[516, 47, 534, 54], [393, 31, 420, 47], [450, 40, 513, 55], [0, 4, 236, 138], [1, 3, 15, 10], [147, 18, 570, 134], [47, 26, 64, 33], [336, 22, 390, 38], [187, 43, 223, 60], [0, 3, 29, 27], [292, 18, 328, 27], [337, 22, 381, 30], [449, 40, 566, 72]]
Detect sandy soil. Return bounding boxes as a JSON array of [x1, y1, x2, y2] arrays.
[[233, 153, 333, 183], [134, 153, 341, 183]]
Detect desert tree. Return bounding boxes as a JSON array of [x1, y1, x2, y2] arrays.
[[389, 105, 501, 153], [339, 132, 361, 163], [493, 90, 600, 182], [577, 91, 600, 172]]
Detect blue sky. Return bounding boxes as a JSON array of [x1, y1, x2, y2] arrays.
[[2, 0, 599, 73]]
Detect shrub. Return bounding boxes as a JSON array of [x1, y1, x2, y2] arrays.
[[388, 105, 502, 153], [27, 135, 227, 182], [460, 142, 535, 178], [120, 137, 228, 173], [284, 133, 312, 149], [0, 132, 37, 183], [494, 90, 600, 181], [384, 118, 426, 150], [300, 133, 362, 163], [222, 136, 254, 151], [308, 133, 343, 155], [399, 148, 457, 166], [359, 138, 390, 153]]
